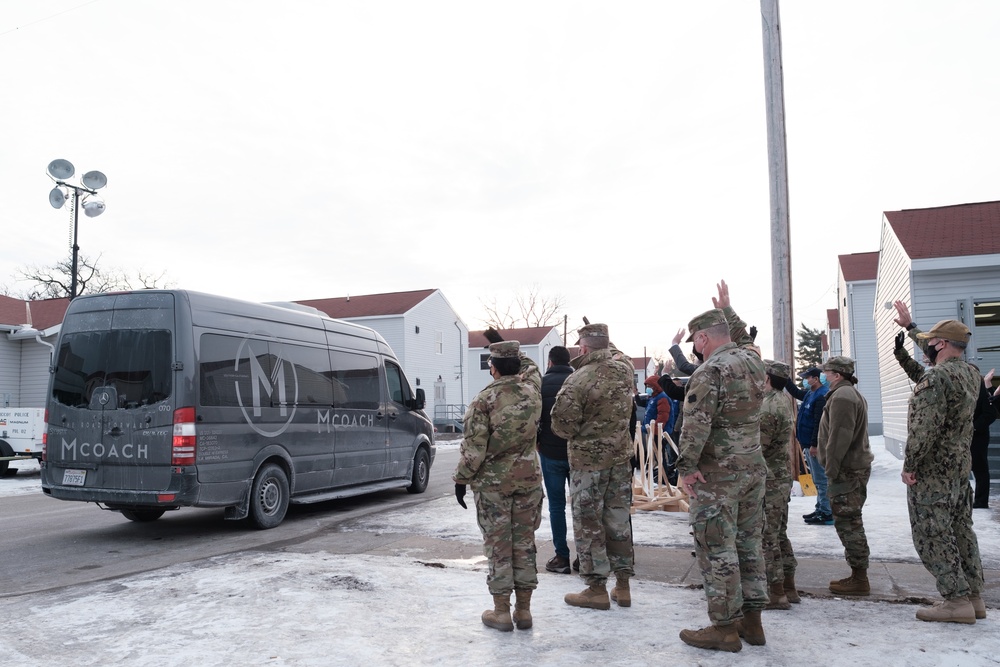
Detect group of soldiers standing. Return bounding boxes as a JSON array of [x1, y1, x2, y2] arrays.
[[452, 279, 987, 650]]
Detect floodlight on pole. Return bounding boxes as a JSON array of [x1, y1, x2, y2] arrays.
[[45, 159, 108, 299]]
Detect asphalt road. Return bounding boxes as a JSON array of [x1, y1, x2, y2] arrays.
[[0, 447, 460, 599]]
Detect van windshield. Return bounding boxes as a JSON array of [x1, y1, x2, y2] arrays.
[[52, 330, 172, 409]]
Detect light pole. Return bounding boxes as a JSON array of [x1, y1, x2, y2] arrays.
[[46, 159, 107, 299]]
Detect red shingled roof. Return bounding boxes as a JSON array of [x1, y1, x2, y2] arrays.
[[839, 252, 879, 282], [884, 201, 1000, 260], [0, 295, 69, 331], [295, 289, 438, 319], [827, 308, 840, 329], [469, 326, 557, 347]]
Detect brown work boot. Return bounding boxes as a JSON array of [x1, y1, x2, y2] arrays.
[[564, 583, 611, 610], [610, 573, 631, 608], [829, 567, 870, 595], [735, 609, 766, 646], [969, 594, 987, 620], [513, 589, 533, 630], [482, 593, 514, 631], [765, 581, 791, 610], [783, 573, 800, 603], [916, 597, 976, 624], [679, 624, 742, 652]]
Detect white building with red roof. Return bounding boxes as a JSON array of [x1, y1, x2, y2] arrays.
[[0, 295, 69, 409], [837, 251, 883, 434], [873, 200, 1000, 463]]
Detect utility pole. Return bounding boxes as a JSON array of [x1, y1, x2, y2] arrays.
[[760, 0, 795, 365]]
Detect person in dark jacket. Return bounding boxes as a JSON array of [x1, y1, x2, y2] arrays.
[[786, 368, 832, 524], [968, 366, 996, 509], [537, 345, 575, 574]]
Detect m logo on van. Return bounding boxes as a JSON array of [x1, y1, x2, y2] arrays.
[[234, 334, 300, 437]]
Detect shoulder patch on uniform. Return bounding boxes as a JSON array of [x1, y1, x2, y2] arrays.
[[914, 379, 929, 393], [687, 393, 697, 403]]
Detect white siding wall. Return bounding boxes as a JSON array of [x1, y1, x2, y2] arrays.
[[404, 292, 469, 415], [466, 328, 563, 398], [0, 336, 21, 407], [844, 280, 883, 434], [838, 273, 851, 357], [19, 337, 54, 407], [874, 221, 914, 459], [827, 328, 842, 358]]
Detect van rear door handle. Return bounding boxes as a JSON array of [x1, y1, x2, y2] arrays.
[[375, 412, 385, 421]]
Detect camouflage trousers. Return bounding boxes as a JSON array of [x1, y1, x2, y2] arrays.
[[569, 462, 635, 586], [907, 476, 984, 599], [828, 467, 871, 569], [761, 476, 796, 584], [688, 467, 768, 625], [474, 486, 544, 595]]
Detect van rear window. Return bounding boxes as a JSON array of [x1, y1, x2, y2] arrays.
[[52, 330, 173, 408]]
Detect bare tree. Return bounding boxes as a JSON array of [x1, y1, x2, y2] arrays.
[[10, 254, 172, 300], [480, 285, 566, 330]]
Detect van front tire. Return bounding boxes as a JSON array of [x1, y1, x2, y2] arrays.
[[249, 463, 290, 529], [406, 448, 430, 494]]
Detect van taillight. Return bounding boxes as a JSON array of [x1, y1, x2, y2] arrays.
[[42, 408, 48, 461], [172, 407, 197, 465]]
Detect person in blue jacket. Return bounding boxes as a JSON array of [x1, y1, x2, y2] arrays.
[[786, 367, 832, 524]]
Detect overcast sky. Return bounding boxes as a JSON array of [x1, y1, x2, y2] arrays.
[[1, 1, 998, 359]]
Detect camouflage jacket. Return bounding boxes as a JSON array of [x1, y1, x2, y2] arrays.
[[817, 380, 872, 480], [550, 347, 634, 472], [677, 306, 766, 476], [760, 388, 794, 481], [453, 355, 543, 493], [904, 356, 980, 481]]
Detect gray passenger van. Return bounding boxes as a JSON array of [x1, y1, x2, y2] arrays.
[[41, 290, 435, 529]]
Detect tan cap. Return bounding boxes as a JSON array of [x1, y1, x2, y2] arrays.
[[575, 323, 609, 344], [916, 319, 972, 344], [822, 356, 855, 376], [489, 341, 520, 358], [765, 360, 790, 379], [686, 309, 727, 342]]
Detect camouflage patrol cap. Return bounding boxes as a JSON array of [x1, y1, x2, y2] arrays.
[[916, 319, 972, 344], [575, 323, 609, 344], [489, 341, 520, 358], [765, 360, 791, 379], [685, 309, 727, 342], [822, 356, 855, 376]]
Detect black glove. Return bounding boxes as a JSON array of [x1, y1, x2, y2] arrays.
[[483, 328, 503, 345], [455, 483, 468, 509], [894, 330, 905, 352], [749, 325, 758, 342]]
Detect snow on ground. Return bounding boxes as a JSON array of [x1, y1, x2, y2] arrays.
[[2, 439, 999, 666]]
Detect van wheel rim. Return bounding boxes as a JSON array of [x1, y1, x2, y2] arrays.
[[259, 480, 280, 514]]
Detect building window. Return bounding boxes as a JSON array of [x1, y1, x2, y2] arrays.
[[480, 354, 490, 370], [436, 330, 444, 355]]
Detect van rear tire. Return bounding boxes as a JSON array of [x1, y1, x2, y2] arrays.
[[249, 463, 289, 529], [121, 509, 165, 522], [406, 448, 430, 494], [0, 440, 13, 476]]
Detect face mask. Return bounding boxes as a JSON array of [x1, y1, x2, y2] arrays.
[[801, 379, 810, 391], [925, 341, 941, 365], [645, 387, 653, 395], [693, 347, 704, 362], [820, 374, 830, 387]]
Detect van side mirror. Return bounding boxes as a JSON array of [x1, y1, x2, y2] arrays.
[[408, 387, 426, 411]]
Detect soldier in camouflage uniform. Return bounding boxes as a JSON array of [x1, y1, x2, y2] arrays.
[[550, 323, 636, 611], [454, 340, 544, 632], [677, 281, 767, 654], [901, 319, 985, 624], [759, 360, 796, 610], [816, 356, 874, 595]]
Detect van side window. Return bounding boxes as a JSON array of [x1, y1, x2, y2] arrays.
[[385, 361, 412, 406], [199, 334, 334, 407], [330, 351, 380, 410], [52, 330, 172, 408]]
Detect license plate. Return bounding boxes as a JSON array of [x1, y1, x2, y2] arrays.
[[63, 469, 87, 486]]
